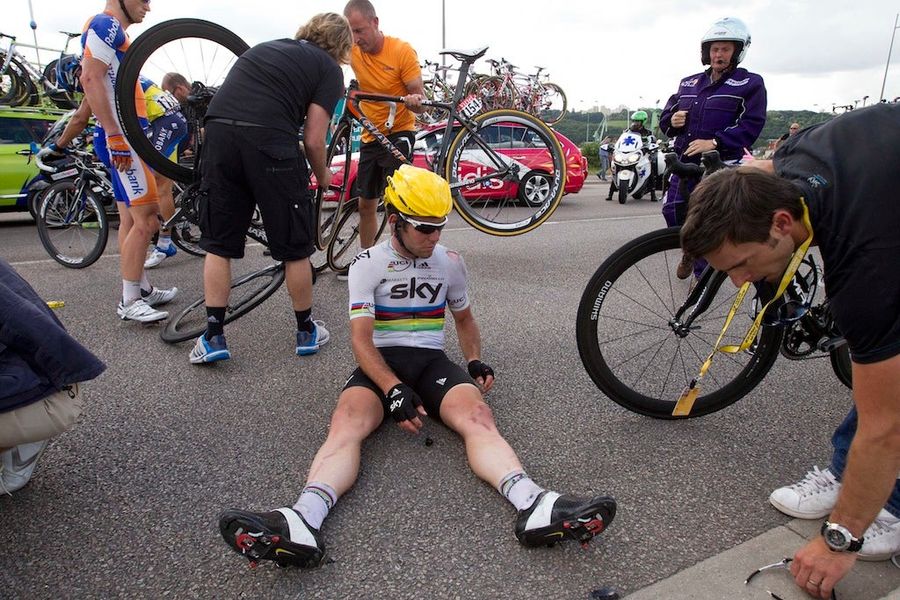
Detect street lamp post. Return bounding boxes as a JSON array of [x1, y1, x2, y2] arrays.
[[586, 110, 591, 144], [880, 13, 899, 102]]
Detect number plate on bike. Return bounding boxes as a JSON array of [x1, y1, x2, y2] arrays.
[[458, 95, 483, 119]]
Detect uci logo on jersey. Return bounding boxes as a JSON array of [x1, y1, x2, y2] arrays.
[[389, 277, 443, 303]]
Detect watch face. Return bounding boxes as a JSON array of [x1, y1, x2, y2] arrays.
[[825, 527, 848, 550]]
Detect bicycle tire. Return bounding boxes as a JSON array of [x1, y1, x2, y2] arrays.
[[538, 82, 567, 125], [115, 19, 249, 183], [0, 54, 27, 105], [326, 202, 388, 273], [444, 109, 565, 236], [169, 183, 206, 257], [36, 180, 109, 269], [575, 227, 783, 419], [160, 262, 286, 344], [42, 60, 79, 109], [315, 120, 355, 250], [474, 76, 516, 111], [829, 345, 853, 389]]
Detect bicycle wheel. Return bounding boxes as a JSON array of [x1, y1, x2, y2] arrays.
[[829, 345, 853, 389], [326, 202, 388, 272], [538, 82, 567, 125], [315, 120, 356, 250], [575, 227, 783, 419], [36, 180, 109, 269], [169, 184, 205, 257], [116, 19, 249, 183], [42, 60, 79, 109], [474, 76, 516, 111], [444, 109, 566, 236], [0, 54, 27, 105], [419, 78, 452, 125], [160, 263, 286, 344]]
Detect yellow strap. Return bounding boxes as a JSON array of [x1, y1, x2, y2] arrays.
[[673, 199, 813, 416]]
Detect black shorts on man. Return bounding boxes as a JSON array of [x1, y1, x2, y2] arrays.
[[357, 131, 415, 199], [343, 346, 474, 421]]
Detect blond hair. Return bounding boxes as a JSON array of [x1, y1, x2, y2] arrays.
[[295, 12, 352, 65]]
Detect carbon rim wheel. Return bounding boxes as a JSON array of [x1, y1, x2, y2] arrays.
[[575, 227, 783, 419], [445, 109, 565, 236], [115, 19, 249, 183], [160, 263, 285, 344], [36, 181, 109, 268]]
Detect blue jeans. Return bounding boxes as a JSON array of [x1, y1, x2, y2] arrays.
[[599, 154, 609, 178], [830, 406, 900, 517]]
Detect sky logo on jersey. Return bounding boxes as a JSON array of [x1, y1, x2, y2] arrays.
[[389, 278, 443, 303]]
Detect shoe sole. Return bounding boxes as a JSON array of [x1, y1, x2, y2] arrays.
[[190, 351, 231, 364], [517, 496, 617, 547], [768, 496, 832, 520], [118, 311, 168, 323], [295, 346, 320, 356], [218, 509, 325, 568]]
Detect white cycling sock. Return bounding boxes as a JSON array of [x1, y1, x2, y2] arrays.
[[139, 270, 151, 294], [158, 235, 172, 249], [122, 279, 142, 305], [499, 470, 544, 511], [293, 482, 337, 530]]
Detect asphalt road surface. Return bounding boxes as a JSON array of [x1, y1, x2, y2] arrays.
[[0, 180, 858, 598]]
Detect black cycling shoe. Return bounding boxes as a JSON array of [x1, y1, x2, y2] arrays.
[[515, 491, 617, 548], [218, 507, 326, 568]]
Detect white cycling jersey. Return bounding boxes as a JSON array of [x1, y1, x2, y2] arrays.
[[348, 239, 470, 350]]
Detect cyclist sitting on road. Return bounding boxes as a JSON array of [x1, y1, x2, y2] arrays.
[[140, 76, 188, 269], [679, 103, 900, 600], [188, 13, 350, 364], [38, 1, 178, 324], [218, 165, 617, 568], [340, 0, 425, 277]]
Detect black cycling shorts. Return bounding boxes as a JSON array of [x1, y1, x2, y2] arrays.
[[198, 121, 314, 262], [357, 131, 415, 200], [343, 346, 475, 422]]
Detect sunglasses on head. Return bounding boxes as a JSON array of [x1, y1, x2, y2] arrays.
[[399, 213, 446, 234]]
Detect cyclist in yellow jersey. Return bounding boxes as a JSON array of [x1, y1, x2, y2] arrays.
[[139, 76, 188, 268], [342, 0, 424, 273]]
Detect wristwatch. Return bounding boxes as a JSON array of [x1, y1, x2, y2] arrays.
[[821, 521, 864, 552]]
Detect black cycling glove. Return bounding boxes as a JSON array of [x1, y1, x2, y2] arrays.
[[467, 360, 494, 381], [385, 383, 423, 423]]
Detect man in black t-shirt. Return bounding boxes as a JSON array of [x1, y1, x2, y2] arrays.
[[190, 13, 351, 365], [680, 103, 900, 598]]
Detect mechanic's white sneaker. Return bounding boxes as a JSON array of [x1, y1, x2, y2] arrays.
[[769, 466, 840, 519], [117, 298, 168, 323], [860, 509, 900, 561], [141, 286, 178, 307], [0, 439, 50, 494]]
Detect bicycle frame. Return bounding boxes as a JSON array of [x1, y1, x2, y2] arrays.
[[0, 31, 80, 95]]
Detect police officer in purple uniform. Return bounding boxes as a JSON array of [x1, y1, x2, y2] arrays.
[[659, 17, 767, 230]]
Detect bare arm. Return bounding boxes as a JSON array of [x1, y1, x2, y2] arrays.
[[54, 99, 93, 149], [402, 76, 425, 114], [451, 306, 494, 393], [791, 353, 900, 597], [304, 102, 332, 191]]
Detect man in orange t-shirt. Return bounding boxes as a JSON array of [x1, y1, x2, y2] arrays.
[[343, 0, 425, 271]]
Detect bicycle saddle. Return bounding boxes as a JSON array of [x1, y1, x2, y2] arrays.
[[439, 47, 488, 63]]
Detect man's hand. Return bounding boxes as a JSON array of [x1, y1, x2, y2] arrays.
[[790, 537, 857, 599], [467, 359, 495, 393], [670, 110, 688, 128], [385, 383, 426, 434], [36, 142, 68, 160], [316, 169, 333, 195], [105, 133, 133, 171], [402, 93, 424, 112], [684, 138, 717, 157]]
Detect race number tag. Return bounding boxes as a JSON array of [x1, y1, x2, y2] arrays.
[[458, 95, 483, 119]]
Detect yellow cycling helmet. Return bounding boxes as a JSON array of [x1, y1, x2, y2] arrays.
[[384, 164, 453, 219]]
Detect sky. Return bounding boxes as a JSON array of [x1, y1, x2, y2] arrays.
[[4, 0, 899, 112]]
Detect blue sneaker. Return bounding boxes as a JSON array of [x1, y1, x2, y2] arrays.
[[144, 244, 177, 269], [296, 320, 330, 356], [189, 333, 231, 364]]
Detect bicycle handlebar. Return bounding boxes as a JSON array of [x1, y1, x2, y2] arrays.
[[663, 151, 727, 179]]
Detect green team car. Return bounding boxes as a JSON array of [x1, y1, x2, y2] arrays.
[[0, 106, 67, 213]]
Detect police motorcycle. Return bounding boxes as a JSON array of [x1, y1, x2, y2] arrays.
[[604, 111, 666, 204]]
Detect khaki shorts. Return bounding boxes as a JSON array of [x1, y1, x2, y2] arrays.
[[0, 384, 84, 448]]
